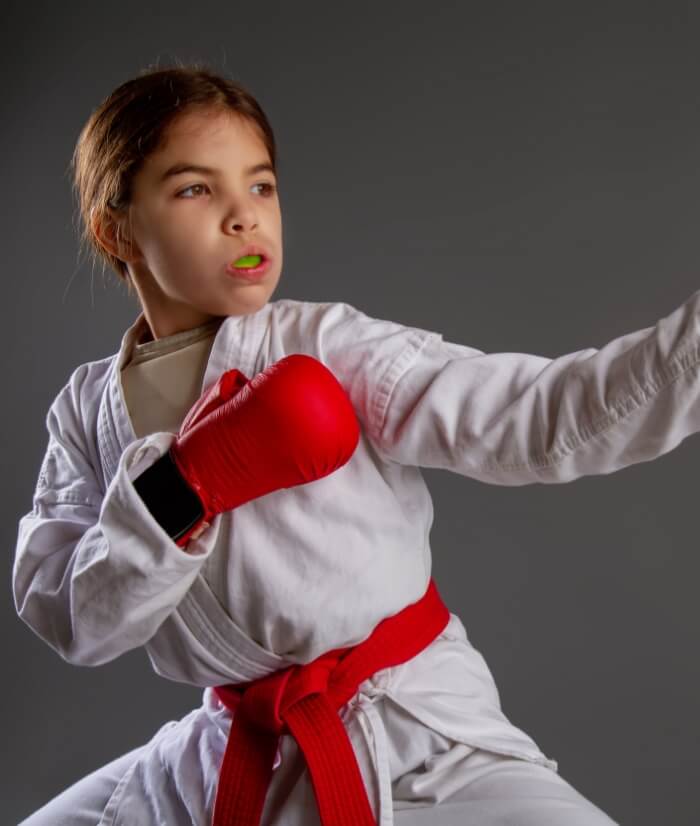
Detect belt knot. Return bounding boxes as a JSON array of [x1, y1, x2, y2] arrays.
[[218, 646, 351, 737]]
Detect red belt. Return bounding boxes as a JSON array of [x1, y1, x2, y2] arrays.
[[212, 578, 450, 826]]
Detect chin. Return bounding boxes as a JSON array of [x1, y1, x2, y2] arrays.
[[227, 295, 271, 316]]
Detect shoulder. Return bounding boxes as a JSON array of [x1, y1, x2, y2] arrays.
[[260, 299, 438, 432], [265, 297, 359, 324], [266, 296, 373, 324], [266, 297, 434, 349]]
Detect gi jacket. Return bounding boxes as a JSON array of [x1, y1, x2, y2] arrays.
[[12, 294, 700, 824]]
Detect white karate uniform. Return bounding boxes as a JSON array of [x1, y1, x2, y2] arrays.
[[16, 288, 700, 825]]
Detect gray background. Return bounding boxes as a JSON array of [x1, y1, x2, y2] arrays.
[[3, 1, 699, 823]]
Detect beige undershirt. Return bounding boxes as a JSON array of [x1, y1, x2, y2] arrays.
[[120, 317, 224, 439]]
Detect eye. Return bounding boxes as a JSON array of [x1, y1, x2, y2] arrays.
[[176, 183, 209, 199], [175, 182, 278, 199], [254, 182, 277, 197]]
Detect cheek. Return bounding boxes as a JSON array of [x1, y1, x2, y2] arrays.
[[153, 220, 205, 262], [140, 233, 197, 287]]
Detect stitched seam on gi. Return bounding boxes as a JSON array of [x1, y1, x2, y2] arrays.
[[372, 330, 437, 448], [98, 363, 121, 482], [473, 341, 700, 472], [179, 583, 286, 675], [38, 490, 96, 506]]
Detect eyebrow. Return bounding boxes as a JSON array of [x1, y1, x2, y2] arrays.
[[159, 161, 275, 183]]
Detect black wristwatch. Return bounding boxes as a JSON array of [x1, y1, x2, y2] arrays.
[[133, 450, 205, 542]]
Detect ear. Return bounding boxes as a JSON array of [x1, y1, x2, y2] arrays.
[[90, 207, 142, 262]]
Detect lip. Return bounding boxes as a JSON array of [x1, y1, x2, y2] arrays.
[[225, 255, 272, 280], [225, 243, 273, 280], [231, 243, 269, 262]]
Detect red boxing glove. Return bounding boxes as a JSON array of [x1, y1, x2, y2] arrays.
[[168, 354, 360, 545]]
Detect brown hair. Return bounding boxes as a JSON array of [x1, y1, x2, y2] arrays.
[[69, 58, 278, 295]]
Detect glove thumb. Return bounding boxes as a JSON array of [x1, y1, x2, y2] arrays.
[[179, 368, 250, 435]]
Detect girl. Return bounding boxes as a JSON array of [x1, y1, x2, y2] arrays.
[[15, 60, 700, 826]]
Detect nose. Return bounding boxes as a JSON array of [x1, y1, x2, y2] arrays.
[[227, 216, 258, 232], [223, 200, 259, 235]]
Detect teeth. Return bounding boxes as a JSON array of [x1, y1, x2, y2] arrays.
[[234, 254, 262, 267]]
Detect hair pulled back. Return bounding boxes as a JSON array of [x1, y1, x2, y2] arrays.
[[70, 59, 277, 292]]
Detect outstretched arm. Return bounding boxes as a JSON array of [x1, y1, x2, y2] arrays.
[[377, 290, 700, 484], [321, 291, 700, 485]]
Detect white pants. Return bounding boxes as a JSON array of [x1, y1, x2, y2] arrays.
[[19, 699, 620, 826]]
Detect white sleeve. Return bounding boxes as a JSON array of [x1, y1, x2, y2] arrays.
[[12, 365, 218, 667], [371, 289, 700, 485]]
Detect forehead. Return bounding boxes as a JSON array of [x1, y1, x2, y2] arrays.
[[154, 109, 267, 164]]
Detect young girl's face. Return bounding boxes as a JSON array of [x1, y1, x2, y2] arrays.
[[119, 107, 283, 338]]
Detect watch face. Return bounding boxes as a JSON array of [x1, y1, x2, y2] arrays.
[[133, 450, 205, 540]]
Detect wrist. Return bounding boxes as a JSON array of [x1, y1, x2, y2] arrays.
[[133, 449, 207, 544]]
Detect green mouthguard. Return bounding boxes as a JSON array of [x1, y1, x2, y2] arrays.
[[233, 254, 262, 267]]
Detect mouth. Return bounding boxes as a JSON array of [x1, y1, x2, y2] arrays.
[[226, 254, 271, 279], [230, 243, 269, 266], [232, 253, 264, 268]]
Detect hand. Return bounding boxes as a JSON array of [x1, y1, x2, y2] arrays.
[[170, 354, 360, 545]]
